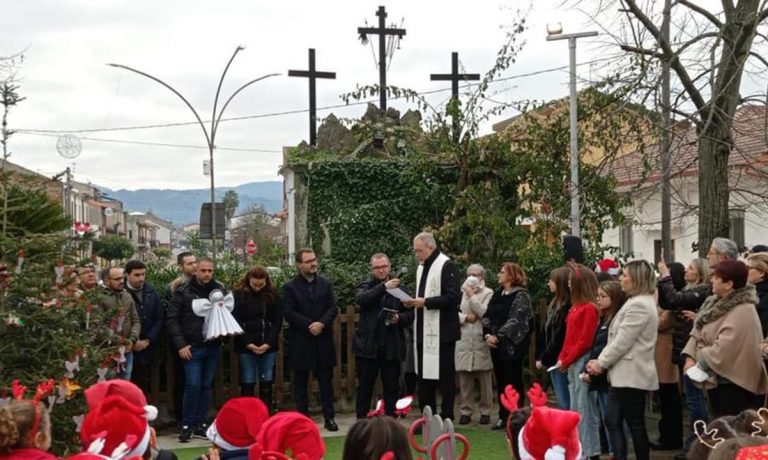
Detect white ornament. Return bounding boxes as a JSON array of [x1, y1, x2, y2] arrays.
[[192, 290, 243, 340]]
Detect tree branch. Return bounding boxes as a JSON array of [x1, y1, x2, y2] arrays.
[[620, 45, 663, 58], [677, 0, 724, 28], [622, 0, 709, 112]]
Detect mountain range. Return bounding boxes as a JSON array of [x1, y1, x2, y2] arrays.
[[101, 181, 283, 225]]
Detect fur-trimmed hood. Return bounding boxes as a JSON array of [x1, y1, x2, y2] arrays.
[[694, 285, 758, 330]]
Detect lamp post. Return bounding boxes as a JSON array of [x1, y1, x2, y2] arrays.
[[546, 24, 598, 238], [108, 47, 278, 261]]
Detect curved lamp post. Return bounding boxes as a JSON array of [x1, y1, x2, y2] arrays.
[[546, 24, 597, 238], [108, 47, 279, 261]]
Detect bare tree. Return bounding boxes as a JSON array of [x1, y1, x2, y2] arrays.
[[582, 0, 768, 255]]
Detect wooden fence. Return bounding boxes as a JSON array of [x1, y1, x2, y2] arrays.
[[148, 304, 542, 415]]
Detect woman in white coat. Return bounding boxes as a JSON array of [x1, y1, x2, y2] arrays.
[[455, 264, 494, 425], [586, 260, 658, 460]]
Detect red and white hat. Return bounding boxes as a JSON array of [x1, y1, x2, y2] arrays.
[[84, 380, 158, 421], [518, 406, 582, 460], [596, 258, 620, 276], [206, 397, 269, 451], [79, 395, 151, 459], [253, 412, 325, 460]]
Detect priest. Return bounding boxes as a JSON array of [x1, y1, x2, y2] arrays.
[[403, 232, 461, 420]]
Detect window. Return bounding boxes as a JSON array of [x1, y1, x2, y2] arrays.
[[619, 223, 634, 255], [729, 208, 745, 250], [654, 240, 676, 264]]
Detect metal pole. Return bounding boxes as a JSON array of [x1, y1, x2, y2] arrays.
[[661, 0, 672, 260], [568, 37, 580, 238], [209, 146, 217, 261], [309, 49, 317, 146], [378, 6, 387, 111]]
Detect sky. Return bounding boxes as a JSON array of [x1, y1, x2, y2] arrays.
[[1, 0, 622, 190]]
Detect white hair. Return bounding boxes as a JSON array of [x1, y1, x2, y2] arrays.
[[414, 232, 437, 248], [711, 237, 738, 260]]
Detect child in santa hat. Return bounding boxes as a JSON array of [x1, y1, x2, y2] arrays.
[[502, 384, 583, 460], [78, 395, 155, 460], [199, 397, 269, 460], [0, 380, 57, 460], [248, 412, 325, 460]]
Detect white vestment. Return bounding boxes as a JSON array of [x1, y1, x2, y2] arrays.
[[414, 252, 449, 379]]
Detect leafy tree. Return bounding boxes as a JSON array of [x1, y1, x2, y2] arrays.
[[222, 189, 239, 220], [92, 235, 134, 263]]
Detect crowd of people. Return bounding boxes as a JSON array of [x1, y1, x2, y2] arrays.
[[2, 232, 768, 459]]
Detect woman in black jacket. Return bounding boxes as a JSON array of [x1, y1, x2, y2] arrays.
[[232, 266, 282, 411], [483, 262, 533, 430], [535, 266, 572, 410]]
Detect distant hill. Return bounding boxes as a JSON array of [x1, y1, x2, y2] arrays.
[[103, 181, 283, 224]]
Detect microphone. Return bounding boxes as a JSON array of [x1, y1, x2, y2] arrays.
[[394, 266, 408, 279]]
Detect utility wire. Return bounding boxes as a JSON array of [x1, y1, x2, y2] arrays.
[[19, 131, 282, 153], [16, 55, 622, 135]]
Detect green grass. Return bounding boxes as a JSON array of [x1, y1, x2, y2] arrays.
[[172, 427, 511, 459]]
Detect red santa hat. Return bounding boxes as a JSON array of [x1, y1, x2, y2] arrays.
[[84, 380, 158, 421], [253, 412, 325, 460], [79, 395, 151, 459], [596, 258, 620, 276], [736, 445, 768, 459], [519, 406, 582, 460], [206, 397, 269, 451]]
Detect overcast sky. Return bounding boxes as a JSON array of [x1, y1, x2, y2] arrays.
[[1, 1, 626, 190]]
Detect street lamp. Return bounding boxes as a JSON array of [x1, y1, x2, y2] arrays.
[[546, 25, 598, 238], [108, 47, 278, 261]]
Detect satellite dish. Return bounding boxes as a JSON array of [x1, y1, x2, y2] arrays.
[[104, 208, 114, 217], [56, 134, 82, 159]]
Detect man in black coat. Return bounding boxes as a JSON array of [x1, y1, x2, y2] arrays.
[[354, 252, 414, 419], [282, 248, 339, 431], [403, 232, 461, 420], [124, 259, 165, 397], [166, 258, 224, 442]]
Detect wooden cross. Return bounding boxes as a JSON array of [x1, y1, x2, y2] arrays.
[[430, 52, 480, 142], [357, 5, 406, 111], [288, 48, 336, 146]]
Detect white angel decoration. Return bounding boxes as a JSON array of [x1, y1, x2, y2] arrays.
[[192, 290, 243, 341]]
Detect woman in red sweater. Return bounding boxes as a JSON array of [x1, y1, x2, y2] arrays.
[[556, 262, 601, 460]]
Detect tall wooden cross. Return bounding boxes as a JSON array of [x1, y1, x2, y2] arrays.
[[357, 5, 406, 111], [288, 48, 336, 146], [430, 52, 480, 142]]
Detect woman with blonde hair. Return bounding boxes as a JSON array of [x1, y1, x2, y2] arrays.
[[587, 260, 659, 460]]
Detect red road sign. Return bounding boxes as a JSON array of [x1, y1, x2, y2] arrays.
[[246, 240, 258, 256]]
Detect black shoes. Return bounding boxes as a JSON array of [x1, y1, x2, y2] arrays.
[[178, 425, 192, 443], [479, 415, 491, 425], [491, 419, 505, 430], [324, 418, 339, 432], [458, 415, 471, 425], [193, 423, 209, 439]]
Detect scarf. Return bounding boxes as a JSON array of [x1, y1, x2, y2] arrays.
[[694, 285, 757, 330]]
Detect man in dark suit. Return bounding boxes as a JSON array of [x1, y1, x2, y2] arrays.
[[403, 232, 461, 420], [354, 252, 413, 419], [283, 248, 339, 431], [124, 259, 164, 397]]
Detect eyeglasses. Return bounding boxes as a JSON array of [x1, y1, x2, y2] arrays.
[[372, 265, 390, 270]]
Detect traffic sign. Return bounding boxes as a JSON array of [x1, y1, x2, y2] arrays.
[[246, 239, 258, 256]]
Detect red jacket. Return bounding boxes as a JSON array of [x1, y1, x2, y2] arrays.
[[558, 302, 598, 368], [0, 448, 58, 460]]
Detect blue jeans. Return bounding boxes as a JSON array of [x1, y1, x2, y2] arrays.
[[549, 368, 571, 409], [182, 345, 222, 426], [683, 373, 709, 448], [117, 351, 134, 380], [567, 354, 601, 457], [238, 352, 276, 383]]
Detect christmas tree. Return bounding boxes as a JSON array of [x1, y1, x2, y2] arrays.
[[0, 178, 115, 455]]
